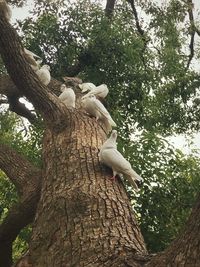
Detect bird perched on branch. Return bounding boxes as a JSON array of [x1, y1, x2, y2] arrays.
[[82, 84, 109, 100], [81, 94, 116, 132], [0, 0, 12, 22], [99, 130, 143, 190], [59, 84, 76, 108], [23, 48, 42, 71], [79, 82, 96, 93], [35, 65, 51, 86]]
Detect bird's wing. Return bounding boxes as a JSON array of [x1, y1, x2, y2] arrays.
[[94, 84, 108, 98], [93, 98, 111, 118], [24, 48, 41, 59], [100, 148, 131, 172], [80, 83, 96, 93], [101, 149, 142, 186], [59, 91, 68, 101]]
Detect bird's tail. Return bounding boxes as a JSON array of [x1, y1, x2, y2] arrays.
[[131, 169, 143, 182], [125, 175, 139, 191], [108, 117, 117, 127], [102, 119, 112, 133], [126, 169, 143, 190]]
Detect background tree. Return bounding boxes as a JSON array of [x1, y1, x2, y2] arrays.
[[0, 0, 200, 266]]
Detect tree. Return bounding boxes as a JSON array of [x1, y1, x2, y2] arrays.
[[0, 0, 200, 266]]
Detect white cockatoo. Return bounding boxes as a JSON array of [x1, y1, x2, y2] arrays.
[[81, 94, 116, 132], [35, 65, 51, 86], [82, 84, 109, 99], [23, 48, 42, 71], [99, 130, 143, 190], [58, 84, 76, 108], [78, 82, 96, 93], [0, 0, 12, 22]]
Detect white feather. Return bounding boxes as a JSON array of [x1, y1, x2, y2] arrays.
[[24, 48, 42, 70], [99, 130, 143, 189], [81, 95, 116, 132], [59, 84, 76, 108], [82, 84, 109, 99], [79, 82, 96, 93], [35, 65, 51, 86]]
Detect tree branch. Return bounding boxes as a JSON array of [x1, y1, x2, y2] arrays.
[[126, 0, 145, 37], [146, 193, 200, 267], [0, 143, 40, 196], [105, 0, 116, 18], [0, 73, 65, 123], [0, 144, 41, 267], [7, 95, 37, 123], [0, 193, 40, 267], [0, 14, 68, 129], [186, 0, 195, 69]]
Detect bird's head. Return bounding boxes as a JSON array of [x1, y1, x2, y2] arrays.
[[88, 94, 95, 99], [42, 65, 51, 71], [82, 94, 95, 101], [60, 84, 67, 92]]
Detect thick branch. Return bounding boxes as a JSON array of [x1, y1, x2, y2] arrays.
[[7, 95, 37, 123], [186, 0, 195, 69], [105, 0, 116, 18], [0, 143, 40, 196], [146, 193, 200, 267], [0, 144, 41, 267], [127, 0, 145, 37], [0, 15, 67, 128], [0, 192, 40, 267]]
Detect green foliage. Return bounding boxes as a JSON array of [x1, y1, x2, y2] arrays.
[[117, 131, 200, 252], [0, 110, 42, 166], [0, 171, 18, 222]]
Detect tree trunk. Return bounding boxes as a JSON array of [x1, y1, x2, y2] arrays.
[[29, 109, 147, 267]]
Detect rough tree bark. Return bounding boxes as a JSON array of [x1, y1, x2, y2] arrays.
[[0, 3, 200, 267]]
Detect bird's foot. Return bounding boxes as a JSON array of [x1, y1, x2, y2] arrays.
[[110, 176, 116, 182]]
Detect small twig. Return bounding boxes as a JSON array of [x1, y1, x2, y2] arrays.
[[186, 0, 195, 69], [105, 0, 116, 18], [127, 0, 144, 37]]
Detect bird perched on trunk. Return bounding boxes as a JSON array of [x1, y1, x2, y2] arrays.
[[81, 94, 116, 132], [35, 65, 51, 86], [58, 84, 76, 108], [99, 130, 143, 190], [23, 48, 42, 71], [79, 82, 96, 93], [0, 0, 12, 22], [82, 84, 109, 99]]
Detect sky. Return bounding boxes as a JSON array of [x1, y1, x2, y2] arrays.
[[9, 0, 200, 154]]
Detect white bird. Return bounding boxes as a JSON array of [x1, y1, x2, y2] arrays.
[[81, 94, 116, 132], [0, 0, 12, 22], [82, 84, 109, 99], [23, 48, 42, 71], [78, 82, 96, 93], [35, 65, 51, 86], [99, 130, 143, 190], [58, 84, 76, 108]]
